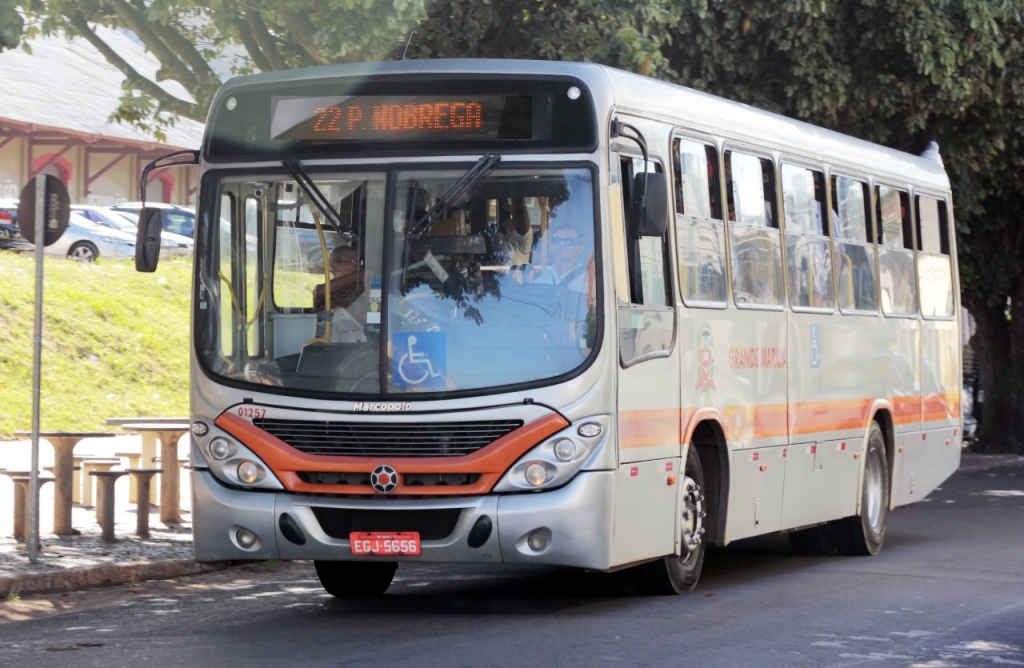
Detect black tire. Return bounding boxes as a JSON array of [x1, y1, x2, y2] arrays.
[[314, 560, 397, 598], [788, 525, 838, 556], [830, 422, 889, 556], [68, 241, 99, 262], [630, 446, 707, 595]]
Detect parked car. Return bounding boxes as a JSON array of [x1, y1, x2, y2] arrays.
[[41, 211, 137, 261], [0, 199, 32, 252], [73, 205, 193, 257], [110, 202, 195, 238]]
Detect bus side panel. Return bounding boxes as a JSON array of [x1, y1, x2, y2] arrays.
[[780, 439, 860, 530], [724, 444, 786, 542], [610, 457, 680, 566]]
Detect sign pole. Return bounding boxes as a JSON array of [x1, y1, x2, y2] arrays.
[[28, 175, 46, 563]]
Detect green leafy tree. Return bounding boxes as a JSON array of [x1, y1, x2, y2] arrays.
[[0, 0, 23, 50], [660, 1, 1024, 453]]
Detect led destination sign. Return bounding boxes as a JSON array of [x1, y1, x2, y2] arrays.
[[271, 95, 532, 142]]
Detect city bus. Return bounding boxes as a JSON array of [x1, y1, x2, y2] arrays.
[[135, 60, 962, 596]]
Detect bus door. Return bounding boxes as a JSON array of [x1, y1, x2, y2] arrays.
[[610, 150, 679, 564]]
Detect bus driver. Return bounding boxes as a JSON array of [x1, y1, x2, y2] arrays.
[[313, 245, 368, 343]]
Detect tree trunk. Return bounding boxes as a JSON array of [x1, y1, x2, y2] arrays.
[[972, 299, 1024, 454]]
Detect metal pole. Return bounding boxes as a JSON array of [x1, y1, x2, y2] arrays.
[[28, 175, 46, 563]]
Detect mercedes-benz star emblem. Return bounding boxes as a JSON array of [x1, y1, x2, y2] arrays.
[[370, 464, 399, 493]]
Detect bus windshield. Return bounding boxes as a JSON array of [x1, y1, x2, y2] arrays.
[[198, 165, 598, 396]]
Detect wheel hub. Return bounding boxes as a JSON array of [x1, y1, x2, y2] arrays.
[[680, 476, 705, 555]]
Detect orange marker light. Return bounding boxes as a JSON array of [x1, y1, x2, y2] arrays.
[[759, 465, 768, 472], [667, 476, 677, 486]]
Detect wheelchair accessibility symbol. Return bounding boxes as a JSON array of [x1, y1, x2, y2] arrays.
[[393, 332, 446, 388]]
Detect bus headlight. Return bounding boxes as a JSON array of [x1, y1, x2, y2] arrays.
[[196, 429, 283, 490], [553, 438, 577, 461], [525, 462, 548, 486], [208, 437, 235, 460], [237, 460, 262, 484], [494, 419, 607, 493]]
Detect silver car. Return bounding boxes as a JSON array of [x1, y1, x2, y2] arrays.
[[73, 205, 194, 258], [42, 211, 137, 261]]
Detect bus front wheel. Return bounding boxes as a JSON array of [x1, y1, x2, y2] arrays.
[[831, 422, 889, 556], [314, 560, 397, 597], [630, 446, 707, 595]]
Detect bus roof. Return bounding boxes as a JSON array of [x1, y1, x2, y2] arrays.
[[213, 59, 949, 191]]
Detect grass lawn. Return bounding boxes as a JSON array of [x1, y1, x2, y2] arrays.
[[0, 252, 191, 437]]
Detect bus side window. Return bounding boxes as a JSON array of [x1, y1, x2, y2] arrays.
[[726, 150, 783, 307], [673, 137, 726, 305], [832, 175, 877, 312], [916, 195, 954, 317], [876, 185, 916, 315], [782, 164, 833, 310], [621, 156, 670, 308]]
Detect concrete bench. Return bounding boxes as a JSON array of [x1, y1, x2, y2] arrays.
[[80, 459, 121, 510], [126, 469, 161, 538], [89, 470, 129, 542], [4, 473, 53, 539]]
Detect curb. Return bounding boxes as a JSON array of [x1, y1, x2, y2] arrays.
[[0, 559, 240, 598]]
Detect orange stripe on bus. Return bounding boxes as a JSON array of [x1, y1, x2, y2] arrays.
[[215, 411, 569, 496], [619, 408, 681, 449]]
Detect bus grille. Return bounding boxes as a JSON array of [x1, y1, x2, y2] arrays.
[[311, 507, 463, 540], [252, 418, 524, 457]]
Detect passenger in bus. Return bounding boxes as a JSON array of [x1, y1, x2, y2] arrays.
[[312, 245, 368, 343], [735, 245, 774, 303], [496, 198, 534, 267]]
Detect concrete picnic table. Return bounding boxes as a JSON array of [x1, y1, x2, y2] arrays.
[[106, 418, 188, 504], [119, 423, 190, 524], [13, 431, 117, 536]]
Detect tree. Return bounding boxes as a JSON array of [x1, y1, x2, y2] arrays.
[[20, 0, 1024, 452], [1, 0, 23, 50], [658, 1, 1024, 453]]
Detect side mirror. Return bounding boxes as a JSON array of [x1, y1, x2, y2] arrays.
[[135, 207, 163, 272], [631, 172, 668, 237]]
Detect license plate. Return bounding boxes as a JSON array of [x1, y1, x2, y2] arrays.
[[349, 532, 421, 556]]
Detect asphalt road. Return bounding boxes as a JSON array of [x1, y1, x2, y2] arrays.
[[2, 463, 1022, 668]]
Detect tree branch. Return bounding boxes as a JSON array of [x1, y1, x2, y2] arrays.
[[274, 7, 333, 65], [102, 0, 199, 92], [66, 11, 202, 121], [241, 9, 288, 71]]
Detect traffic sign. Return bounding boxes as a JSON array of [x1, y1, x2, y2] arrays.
[[18, 175, 70, 246]]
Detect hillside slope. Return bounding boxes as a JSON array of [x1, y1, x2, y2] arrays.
[[0, 253, 191, 437]]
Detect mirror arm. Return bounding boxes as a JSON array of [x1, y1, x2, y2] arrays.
[[610, 120, 649, 216], [139, 150, 199, 208]]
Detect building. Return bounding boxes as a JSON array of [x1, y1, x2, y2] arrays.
[[0, 27, 203, 206]]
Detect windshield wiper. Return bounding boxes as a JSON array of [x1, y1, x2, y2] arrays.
[[282, 158, 349, 236], [406, 154, 501, 239], [401, 154, 501, 296]]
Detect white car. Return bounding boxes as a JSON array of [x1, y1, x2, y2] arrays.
[[43, 211, 137, 261], [110, 202, 195, 238], [74, 206, 194, 257]]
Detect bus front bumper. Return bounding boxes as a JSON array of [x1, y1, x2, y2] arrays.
[[191, 469, 615, 570]]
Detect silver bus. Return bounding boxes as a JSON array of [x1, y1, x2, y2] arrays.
[[137, 59, 962, 596]]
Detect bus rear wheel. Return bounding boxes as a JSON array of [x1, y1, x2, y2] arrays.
[[830, 422, 889, 556], [314, 560, 397, 597], [630, 446, 707, 595]]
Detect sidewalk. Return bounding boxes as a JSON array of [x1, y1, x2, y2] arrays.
[[1, 441, 1022, 598], [0, 433, 228, 597]]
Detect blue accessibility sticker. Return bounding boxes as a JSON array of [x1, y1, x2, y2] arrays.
[[393, 332, 446, 389]]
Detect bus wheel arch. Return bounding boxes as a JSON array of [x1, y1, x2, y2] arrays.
[[829, 420, 889, 556], [689, 420, 728, 547], [870, 407, 897, 510]]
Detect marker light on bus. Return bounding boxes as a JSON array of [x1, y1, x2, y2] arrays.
[[577, 423, 602, 438], [208, 437, 235, 461], [553, 439, 577, 462], [191, 421, 209, 437], [525, 463, 548, 486]]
